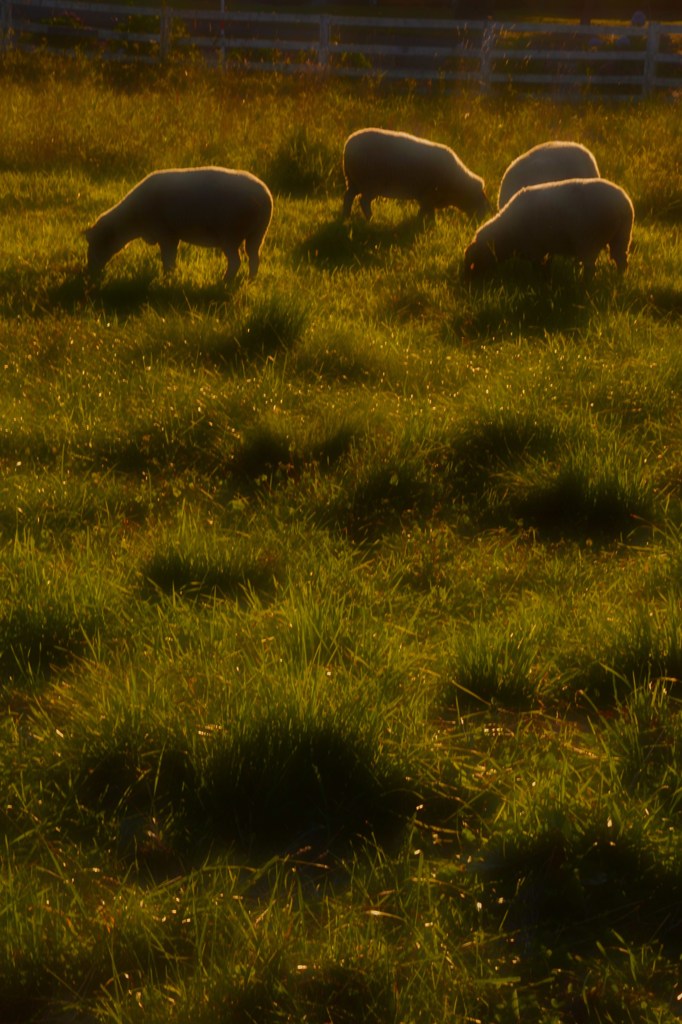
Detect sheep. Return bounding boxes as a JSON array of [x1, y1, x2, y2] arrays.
[[85, 167, 273, 282], [342, 127, 488, 223], [463, 178, 634, 281], [497, 141, 600, 210]]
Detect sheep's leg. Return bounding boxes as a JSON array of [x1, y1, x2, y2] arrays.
[[614, 254, 628, 274], [359, 194, 373, 220], [223, 243, 241, 283], [609, 237, 629, 273], [245, 235, 262, 280], [342, 183, 358, 218], [536, 255, 552, 279], [417, 204, 435, 227], [159, 239, 179, 274], [581, 258, 597, 283]]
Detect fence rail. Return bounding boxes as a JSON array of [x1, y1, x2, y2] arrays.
[[1, 0, 681, 96]]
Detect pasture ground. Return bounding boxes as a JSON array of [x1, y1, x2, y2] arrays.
[[1, 53, 682, 1023]]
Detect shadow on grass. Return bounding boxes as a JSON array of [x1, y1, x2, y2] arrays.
[[87, 275, 241, 320], [197, 717, 417, 861], [0, 954, 104, 1024], [505, 465, 655, 544], [450, 264, 603, 341], [0, 600, 106, 685], [572, 610, 682, 711], [635, 190, 682, 226], [294, 215, 424, 272], [197, 289, 309, 368], [219, 959, 395, 1024], [320, 458, 440, 543], [0, 262, 243, 321], [631, 284, 682, 322], [229, 418, 358, 492], [439, 625, 540, 714], [265, 125, 341, 199], [477, 821, 682, 955], [451, 263, 682, 342], [441, 412, 656, 545], [310, 416, 654, 547], [86, 418, 221, 475], [318, 410, 652, 547], [74, 740, 199, 881], [140, 545, 281, 603], [73, 715, 418, 871]]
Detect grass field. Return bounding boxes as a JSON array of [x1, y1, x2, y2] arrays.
[[0, 52, 681, 1023]]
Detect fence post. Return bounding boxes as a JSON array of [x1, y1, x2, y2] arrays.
[[480, 20, 497, 92], [643, 21, 660, 96], [219, 0, 226, 67], [160, 0, 171, 61], [318, 14, 330, 68], [1, 0, 12, 53]]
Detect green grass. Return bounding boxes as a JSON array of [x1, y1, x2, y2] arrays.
[[1, 52, 682, 1023]]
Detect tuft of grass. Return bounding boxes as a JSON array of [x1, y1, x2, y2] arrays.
[[0, 538, 113, 682], [440, 618, 542, 711], [141, 533, 281, 602], [198, 289, 310, 367], [601, 682, 682, 816], [266, 125, 341, 198], [196, 710, 416, 859], [229, 419, 295, 487], [207, 956, 396, 1024], [443, 401, 563, 515], [575, 599, 682, 707], [235, 289, 309, 361], [505, 441, 657, 541], [320, 425, 446, 540]]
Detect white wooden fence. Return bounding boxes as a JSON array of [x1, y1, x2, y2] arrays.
[[1, 0, 681, 97]]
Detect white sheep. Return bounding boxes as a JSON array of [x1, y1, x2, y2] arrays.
[[498, 141, 600, 210], [342, 128, 488, 222], [85, 167, 273, 282], [463, 178, 634, 280]]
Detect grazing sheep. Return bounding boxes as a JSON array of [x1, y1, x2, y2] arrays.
[[464, 178, 634, 280], [85, 167, 273, 281], [498, 141, 600, 210], [342, 128, 488, 222]]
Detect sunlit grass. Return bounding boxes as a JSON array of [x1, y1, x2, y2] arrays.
[[0, 52, 681, 1023]]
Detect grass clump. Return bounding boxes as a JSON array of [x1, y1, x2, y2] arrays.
[[0, 538, 113, 682], [602, 682, 682, 815], [478, 808, 682, 956], [141, 531, 281, 602], [574, 599, 682, 707], [506, 439, 656, 540], [197, 289, 310, 367], [197, 711, 415, 859], [266, 125, 341, 198], [440, 618, 542, 711]]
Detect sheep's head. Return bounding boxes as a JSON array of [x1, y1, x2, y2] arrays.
[[84, 224, 118, 277], [463, 237, 496, 277], [470, 184, 492, 220], [457, 177, 490, 219]]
